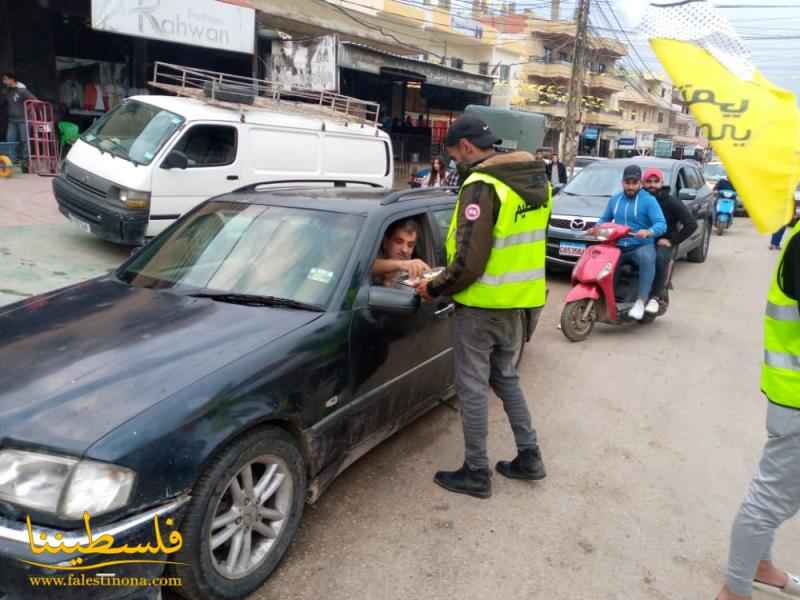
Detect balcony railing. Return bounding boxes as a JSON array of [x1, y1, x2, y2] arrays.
[[523, 60, 573, 80], [524, 58, 625, 93], [587, 72, 625, 93], [516, 98, 622, 127]]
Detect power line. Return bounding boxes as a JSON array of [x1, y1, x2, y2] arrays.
[[716, 3, 800, 8], [595, 0, 653, 76]]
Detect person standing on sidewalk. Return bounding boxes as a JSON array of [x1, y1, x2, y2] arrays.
[[416, 115, 551, 499], [770, 225, 787, 251], [2, 73, 36, 165], [715, 221, 800, 600]]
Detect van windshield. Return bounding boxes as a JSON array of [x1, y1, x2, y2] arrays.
[[81, 100, 184, 166]]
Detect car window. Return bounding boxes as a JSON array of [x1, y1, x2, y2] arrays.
[[703, 163, 726, 180], [118, 202, 363, 307], [432, 208, 454, 241], [685, 167, 703, 189], [173, 125, 237, 167], [562, 164, 673, 196], [676, 168, 687, 193], [373, 214, 437, 286]]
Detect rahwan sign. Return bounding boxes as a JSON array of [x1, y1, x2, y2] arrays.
[[92, 0, 255, 54]]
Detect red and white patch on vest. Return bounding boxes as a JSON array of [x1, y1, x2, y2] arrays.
[[464, 203, 481, 221]]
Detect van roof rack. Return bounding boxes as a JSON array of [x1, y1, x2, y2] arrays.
[[380, 187, 458, 205], [149, 62, 380, 127]]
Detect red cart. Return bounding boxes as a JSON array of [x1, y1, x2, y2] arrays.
[[24, 99, 59, 176]]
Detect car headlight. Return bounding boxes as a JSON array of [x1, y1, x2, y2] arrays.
[[0, 449, 135, 519], [119, 188, 151, 210]]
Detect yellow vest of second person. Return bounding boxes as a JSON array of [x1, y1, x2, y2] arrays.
[[762, 221, 800, 408], [445, 171, 550, 309]]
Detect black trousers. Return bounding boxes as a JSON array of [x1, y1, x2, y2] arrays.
[[652, 244, 675, 297]]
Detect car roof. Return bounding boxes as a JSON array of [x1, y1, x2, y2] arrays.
[[209, 186, 457, 215]]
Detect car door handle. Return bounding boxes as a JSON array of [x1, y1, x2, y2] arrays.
[[226, 175, 239, 180], [434, 303, 455, 318]]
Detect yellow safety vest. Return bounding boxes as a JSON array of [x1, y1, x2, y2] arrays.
[[445, 171, 551, 309], [761, 221, 800, 408]]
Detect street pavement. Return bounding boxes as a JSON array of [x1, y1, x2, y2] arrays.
[[0, 174, 795, 599]]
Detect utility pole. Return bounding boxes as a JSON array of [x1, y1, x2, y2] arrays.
[[550, 0, 560, 21], [562, 0, 590, 179]]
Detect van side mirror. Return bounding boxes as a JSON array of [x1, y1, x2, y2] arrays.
[[162, 150, 189, 170], [678, 188, 697, 201], [368, 286, 419, 315]]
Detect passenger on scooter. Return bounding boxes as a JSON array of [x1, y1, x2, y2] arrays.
[[642, 167, 697, 302], [714, 177, 736, 194], [593, 165, 667, 320]]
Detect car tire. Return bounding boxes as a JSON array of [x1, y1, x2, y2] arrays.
[[687, 220, 711, 263], [168, 427, 306, 600]]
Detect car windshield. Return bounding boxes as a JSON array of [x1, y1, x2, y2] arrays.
[[575, 158, 596, 168], [80, 100, 184, 165], [704, 163, 727, 179], [561, 164, 673, 196], [118, 202, 363, 308]]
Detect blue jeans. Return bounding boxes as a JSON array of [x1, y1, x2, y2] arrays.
[[619, 243, 656, 301], [5, 120, 28, 162], [771, 227, 787, 248]]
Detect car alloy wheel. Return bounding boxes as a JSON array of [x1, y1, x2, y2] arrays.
[[209, 456, 294, 579], [166, 427, 305, 600]]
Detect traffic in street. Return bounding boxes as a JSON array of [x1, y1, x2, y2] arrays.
[[2, 1, 800, 599], [0, 175, 796, 600]]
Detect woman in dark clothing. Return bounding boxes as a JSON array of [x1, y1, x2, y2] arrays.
[[425, 157, 448, 188]]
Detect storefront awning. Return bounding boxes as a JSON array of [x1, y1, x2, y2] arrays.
[[339, 42, 494, 96]]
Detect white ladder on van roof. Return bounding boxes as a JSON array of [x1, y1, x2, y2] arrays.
[[148, 62, 381, 127]]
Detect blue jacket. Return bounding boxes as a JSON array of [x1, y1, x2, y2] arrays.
[[598, 189, 667, 248]]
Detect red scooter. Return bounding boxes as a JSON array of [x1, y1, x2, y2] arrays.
[[560, 223, 671, 342]]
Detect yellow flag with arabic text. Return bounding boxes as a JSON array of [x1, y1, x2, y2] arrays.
[[643, 1, 800, 234]]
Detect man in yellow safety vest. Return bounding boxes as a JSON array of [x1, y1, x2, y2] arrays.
[[416, 115, 551, 499], [717, 221, 800, 600]]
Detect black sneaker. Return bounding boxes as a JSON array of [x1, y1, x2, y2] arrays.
[[433, 463, 492, 499], [496, 447, 546, 480]]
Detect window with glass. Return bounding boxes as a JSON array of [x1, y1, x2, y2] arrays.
[[119, 202, 364, 308], [562, 165, 674, 198], [81, 100, 184, 165], [172, 125, 238, 167]]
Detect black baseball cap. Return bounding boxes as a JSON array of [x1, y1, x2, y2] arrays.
[[445, 115, 501, 149], [622, 165, 642, 181]]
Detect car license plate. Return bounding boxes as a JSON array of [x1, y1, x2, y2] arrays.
[[68, 213, 91, 233], [559, 241, 586, 257]]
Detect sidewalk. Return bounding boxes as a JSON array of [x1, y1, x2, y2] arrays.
[[0, 173, 129, 307], [0, 173, 63, 226]]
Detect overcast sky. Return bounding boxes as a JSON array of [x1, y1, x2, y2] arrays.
[[610, 0, 800, 100]]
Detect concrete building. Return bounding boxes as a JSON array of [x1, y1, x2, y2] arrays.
[[488, 16, 627, 157]]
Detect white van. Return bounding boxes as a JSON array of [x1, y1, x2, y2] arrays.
[[54, 92, 393, 245]]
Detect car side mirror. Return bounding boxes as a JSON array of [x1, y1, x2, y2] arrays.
[[161, 150, 189, 170], [678, 188, 697, 201], [368, 286, 420, 315]]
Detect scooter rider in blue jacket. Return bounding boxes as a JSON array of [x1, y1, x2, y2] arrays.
[[595, 164, 667, 320]]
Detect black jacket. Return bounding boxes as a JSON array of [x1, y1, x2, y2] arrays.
[[546, 161, 567, 185], [654, 185, 697, 246]]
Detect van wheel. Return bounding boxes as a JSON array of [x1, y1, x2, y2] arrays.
[[168, 427, 306, 600]]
